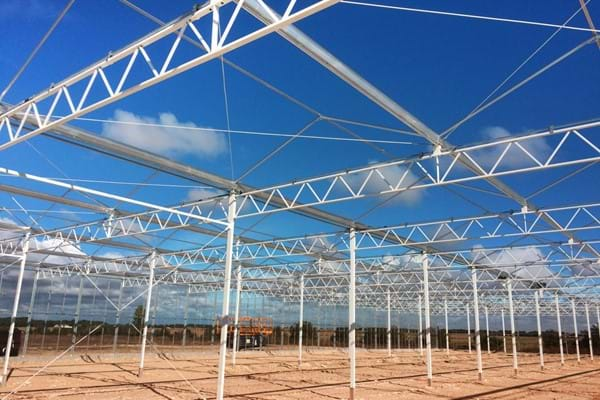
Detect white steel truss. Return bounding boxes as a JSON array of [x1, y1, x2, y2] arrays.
[[234, 121, 600, 218], [0, 0, 340, 150]]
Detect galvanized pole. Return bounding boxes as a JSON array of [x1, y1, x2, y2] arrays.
[[1, 232, 30, 386], [571, 298, 580, 364], [597, 305, 600, 357], [555, 293, 565, 366], [298, 274, 304, 368], [418, 294, 423, 356], [397, 310, 401, 351], [387, 289, 391, 357], [466, 302, 472, 354], [22, 266, 40, 356], [585, 303, 593, 361], [232, 266, 242, 366], [534, 291, 544, 370], [182, 286, 190, 347], [484, 305, 490, 355], [112, 280, 124, 354], [216, 192, 237, 400], [444, 298, 449, 356], [501, 309, 507, 353], [471, 268, 482, 381], [349, 228, 356, 400], [71, 276, 84, 352], [423, 255, 433, 386], [138, 251, 156, 377], [507, 279, 518, 376]]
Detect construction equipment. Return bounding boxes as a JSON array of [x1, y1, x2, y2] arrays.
[[216, 316, 273, 349]]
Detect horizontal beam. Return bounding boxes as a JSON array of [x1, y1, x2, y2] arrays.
[[235, 121, 600, 217], [0, 0, 339, 150]]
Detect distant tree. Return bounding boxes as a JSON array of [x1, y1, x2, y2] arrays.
[[132, 305, 145, 332]]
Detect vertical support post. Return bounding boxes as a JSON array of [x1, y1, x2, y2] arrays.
[[534, 291, 544, 370], [555, 293, 565, 366], [585, 303, 593, 361], [387, 289, 391, 357], [333, 303, 337, 349], [597, 305, 600, 349], [422, 255, 433, 386], [444, 298, 449, 356], [182, 286, 190, 346], [466, 303, 472, 354], [349, 228, 356, 400], [1, 232, 30, 386], [507, 279, 518, 376], [484, 305, 490, 355], [71, 276, 84, 352], [298, 274, 304, 368], [216, 192, 236, 400], [571, 298, 580, 363], [22, 266, 40, 356], [112, 280, 124, 354], [397, 310, 401, 351], [418, 294, 423, 356], [150, 285, 159, 341], [471, 268, 482, 381], [232, 266, 242, 366], [501, 309, 507, 353], [317, 302, 321, 348], [138, 251, 156, 378]]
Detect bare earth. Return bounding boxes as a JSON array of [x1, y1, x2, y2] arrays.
[[2, 347, 600, 399]]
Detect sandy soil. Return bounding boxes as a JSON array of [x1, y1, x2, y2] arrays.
[[1, 347, 599, 399]]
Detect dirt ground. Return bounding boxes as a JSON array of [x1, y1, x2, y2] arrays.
[[1, 347, 600, 399]]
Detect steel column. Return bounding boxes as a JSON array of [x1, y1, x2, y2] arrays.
[[298, 274, 304, 368], [466, 303, 472, 354], [484, 306, 490, 355], [386, 289, 391, 357], [232, 266, 242, 366], [1, 232, 30, 385], [556, 294, 565, 366], [444, 298, 449, 355], [472, 268, 483, 380], [418, 294, 423, 356], [216, 192, 237, 400], [507, 280, 518, 376], [501, 309, 507, 353], [572, 298, 581, 363], [112, 280, 124, 354], [138, 251, 156, 377], [349, 228, 356, 400], [71, 276, 84, 352], [597, 306, 600, 357], [397, 311, 401, 352], [22, 266, 39, 355], [423, 256, 433, 386], [534, 291, 544, 370], [585, 303, 594, 361], [182, 286, 190, 346]]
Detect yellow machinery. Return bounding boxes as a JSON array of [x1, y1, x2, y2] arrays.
[[216, 316, 273, 348]]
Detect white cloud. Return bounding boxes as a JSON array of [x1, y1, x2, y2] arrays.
[[30, 237, 87, 265], [0, 217, 22, 241], [185, 188, 224, 203], [0, 0, 57, 21], [474, 126, 551, 169], [381, 253, 425, 269], [472, 244, 553, 280], [102, 110, 227, 158], [344, 163, 424, 206]]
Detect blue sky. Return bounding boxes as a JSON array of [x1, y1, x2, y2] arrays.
[[0, 0, 599, 330]]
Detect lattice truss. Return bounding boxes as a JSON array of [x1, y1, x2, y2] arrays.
[[0, 0, 599, 319]]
